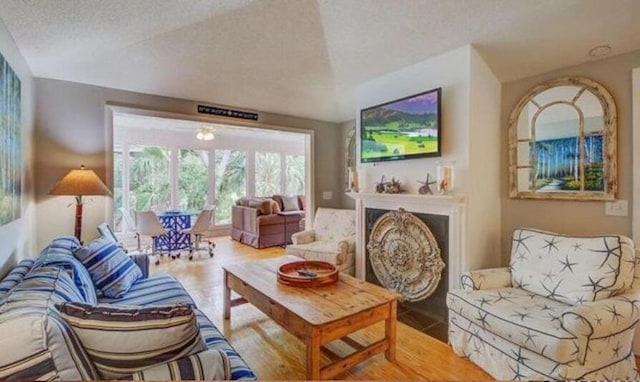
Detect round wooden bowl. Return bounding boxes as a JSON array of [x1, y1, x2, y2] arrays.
[[277, 261, 338, 288]]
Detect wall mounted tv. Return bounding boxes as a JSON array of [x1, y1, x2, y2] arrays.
[[360, 87, 441, 163]]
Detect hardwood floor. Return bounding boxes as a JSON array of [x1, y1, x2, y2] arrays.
[[150, 237, 492, 380]]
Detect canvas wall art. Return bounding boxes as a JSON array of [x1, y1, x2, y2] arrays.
[[0, 51, 21, 225]]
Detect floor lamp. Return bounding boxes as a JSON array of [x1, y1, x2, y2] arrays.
[[49, 165, 112, 242]]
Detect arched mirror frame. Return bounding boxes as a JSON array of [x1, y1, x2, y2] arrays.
[[508, 77, 617, 200], [345, 125, 356, 189]]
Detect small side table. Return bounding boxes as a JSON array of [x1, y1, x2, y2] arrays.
[[278, 211, 304, 248]]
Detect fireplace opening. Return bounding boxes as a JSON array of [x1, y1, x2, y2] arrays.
[[365, 208, 449, 342]]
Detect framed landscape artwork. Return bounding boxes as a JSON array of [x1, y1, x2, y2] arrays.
[[0, 51, 21, 225]]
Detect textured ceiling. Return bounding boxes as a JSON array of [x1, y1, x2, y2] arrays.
[[1, 0, 639, 122]]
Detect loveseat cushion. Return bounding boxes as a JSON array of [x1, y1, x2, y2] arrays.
[[0, 267, 99, 380], [0, 259, 34, 298], [6, 266, 86, 306], [51, 235, 82, 251], [98, 274, 196, 307], [56, 302, 207, 379], [74, 236, 142, 298], [447, 287, 579, 364], [35, 244, 97, 304], [509, 228, 635, 305], [195, 310, 256, 380]]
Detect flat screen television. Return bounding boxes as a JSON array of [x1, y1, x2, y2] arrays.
[[360, 87, 441, 163]]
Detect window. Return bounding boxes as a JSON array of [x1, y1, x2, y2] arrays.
[[113, 148, 123, 231], [215, 150, 246, 224], [286, 154, 305, 195], [178, 149, 209, 211], [128, 145, 170, 211], [255, 152, 281, 196]]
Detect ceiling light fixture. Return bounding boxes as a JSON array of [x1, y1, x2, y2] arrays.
[[196, 125, 215, 141], [588, 45, 612, 58]]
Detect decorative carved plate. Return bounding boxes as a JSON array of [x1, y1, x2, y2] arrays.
[[367, 208, 445, 302]]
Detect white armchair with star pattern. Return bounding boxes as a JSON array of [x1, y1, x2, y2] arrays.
[[285, 208, 356, 275], [447, 228, 640, 380]]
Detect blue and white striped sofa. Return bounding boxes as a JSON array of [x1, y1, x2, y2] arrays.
[[0, 236, 256, 380]]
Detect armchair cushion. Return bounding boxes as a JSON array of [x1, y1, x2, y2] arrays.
[[509, 229, 635, 305], [313, 208, 355, 242], [460, 267, 512, 291], [291, 229, 315, 245], [287, 241, 346, 265], [447, 287, 578, 364]]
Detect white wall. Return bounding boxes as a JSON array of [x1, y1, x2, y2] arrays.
[[356, 46, 471, 193], [354, 45, 502, 273], [467, 48, 502, 270], [0, 18, 36, 275]]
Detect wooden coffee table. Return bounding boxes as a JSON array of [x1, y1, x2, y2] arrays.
[[223, 255, 398, 380]]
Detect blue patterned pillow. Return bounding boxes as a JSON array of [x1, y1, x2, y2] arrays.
[[73, 236, 142, 299]]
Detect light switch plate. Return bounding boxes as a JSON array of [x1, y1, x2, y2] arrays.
[[605, 200, 628, 216], [322, 191, 333, 200]]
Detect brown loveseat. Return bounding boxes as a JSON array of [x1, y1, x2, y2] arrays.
[[230, 195, 305, 248]]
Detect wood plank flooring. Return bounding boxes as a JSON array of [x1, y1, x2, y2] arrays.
[[150, 237, 492, 380]]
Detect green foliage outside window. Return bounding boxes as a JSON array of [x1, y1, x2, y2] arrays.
[[255, 152, 281, 197], [179, 149, 208, 211], [215, 150, 246, 224], [113, 150, 123, 230], [128, 146, 170, 211], [286, 155, 305, 195]]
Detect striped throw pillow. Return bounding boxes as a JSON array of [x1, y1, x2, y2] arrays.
[[120, 349, 231, 380], [73, 236, 142, 298], [56, 302, 207, 379]]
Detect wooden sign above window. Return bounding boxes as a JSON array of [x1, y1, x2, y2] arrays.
[[197, 105, 258, 121]]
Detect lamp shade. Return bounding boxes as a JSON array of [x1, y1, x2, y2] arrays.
[[49, 165, 112, 196]]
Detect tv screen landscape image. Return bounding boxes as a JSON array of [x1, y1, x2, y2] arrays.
[[360, 88, 441, 163]]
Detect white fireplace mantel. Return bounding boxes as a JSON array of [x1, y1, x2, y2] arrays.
[[347, 192, 467, 290]]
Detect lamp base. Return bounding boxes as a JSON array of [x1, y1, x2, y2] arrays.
[[74, 196, 83, 242]]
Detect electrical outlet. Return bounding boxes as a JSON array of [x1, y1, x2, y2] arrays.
[[605, 200, 628, 216], [322, 191, 333, 200]]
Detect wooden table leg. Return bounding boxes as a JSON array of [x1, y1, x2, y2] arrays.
[[385, 299, 397, 361], [223, 269, 231, 320], [307, 329, 321, 380]]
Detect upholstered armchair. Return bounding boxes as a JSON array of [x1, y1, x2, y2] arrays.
[[286, 208, 356, 275], [447, 228, 640, 380]]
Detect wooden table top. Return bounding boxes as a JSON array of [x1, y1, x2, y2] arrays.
[[223, 255, 398, 326]]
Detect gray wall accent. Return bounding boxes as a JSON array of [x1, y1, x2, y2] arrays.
[[500, 50, 640, 265], [34, 78, 342, 249]]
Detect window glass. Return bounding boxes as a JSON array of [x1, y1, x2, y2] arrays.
[[128, 145, 170, 212], [215, 150, 246, 224], [285, 154, 305, 195], [113, 148, 123, 231], [179, 149, 209, 211], [255, 152, 281, 197]]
